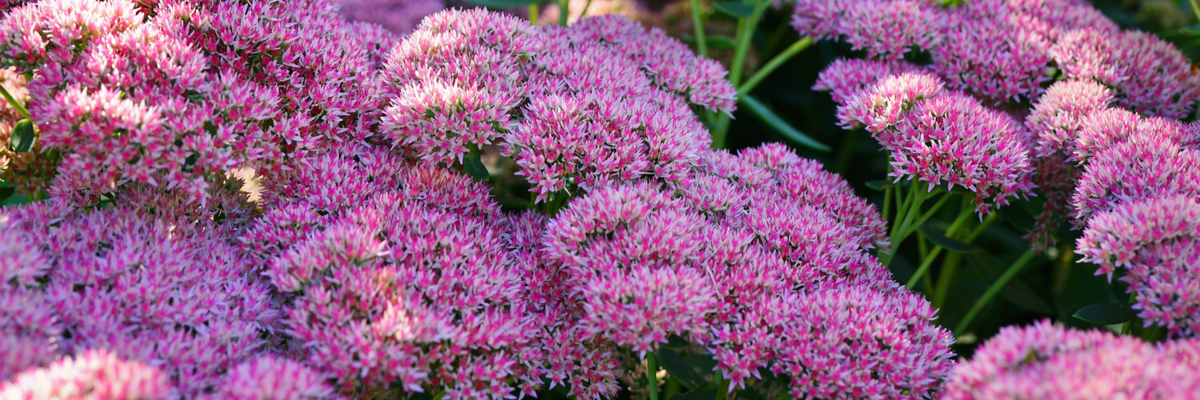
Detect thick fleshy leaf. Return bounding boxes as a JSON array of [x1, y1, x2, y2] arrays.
[[657, 347, 717, 390], [1073, 302, 1138, 325], [11, 119, 35, 153], [463, 153, 490, 181], [918, 225, 981, 253], [740, 95, 830, 152], [712, 1, 754, 17]]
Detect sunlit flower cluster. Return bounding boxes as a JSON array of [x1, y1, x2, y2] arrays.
[[943, 321, 1200, 399]]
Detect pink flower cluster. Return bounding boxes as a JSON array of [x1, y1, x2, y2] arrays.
[[820, 63, 1036, 214], [943, 320, 1200, 399], [0, 0, 391, 211], [806, 0, 1200, 255], [1018, 76, 1200, 336], [1, 4, 956, 400], [796, 0, 1200, 112], [0, 201, 278, 398], [536, 143, 950, 399], [336, 0, 444, 35], [381, 9, 734, 201]]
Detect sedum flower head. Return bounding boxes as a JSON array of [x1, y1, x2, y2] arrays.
[[1072, 136, 1200, 223], [1052, 28, 1200, 120], [761, 285, 954, 400], [792, 0, 938, 60], [1078, 194, 1200, 337], [203, 355, 343, 400], [0, 349, 172, 400], [943, 320, 1200, 400]]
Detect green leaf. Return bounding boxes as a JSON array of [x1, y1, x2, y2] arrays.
[[968, 253, 1054, 315], [11, 118, 34, 153], [739, 95, 830, 152], [656, 347, 716, 390], [865, 180, 892, 191], [671, 379, 720, 400], [0, 186, 13, 203], [1073, 302, 1138, 325], [462, 154, 490, 182], [680, 34, 737, 50], [712, 1, 754, 18], [460, 0, 550, 8], [918, 225, 981, 253], [663, 334, 690, 350], [996, 201, 1036, 234]]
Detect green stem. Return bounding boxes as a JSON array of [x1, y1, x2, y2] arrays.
[[689, 0, 707, 57], [1191, 0, 1200, 23], [558, 0, 569, 25], [528, 4, 539, 24], [0, 84, 28, 118], [933, 252, 963, 309], [882, 186, 892, 226], [710, 0, 769, 148], [955, 251, 1039, 333], [904, 205, 973, 289], [646, 353, 660, 400], [737, 37, 813, 95]]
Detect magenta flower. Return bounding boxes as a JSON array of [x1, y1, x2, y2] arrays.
[[1052, 28, 1200, 120], [845, 81, 1036, 214], [932, 4, 1053, 103], [1074, 108, 1200, 165], [839, 71, 944, 133], [943, 321, 1200, 400], [0, 349, 172, 400], [792, 0, 939, 60], [336, 0, 444, 36], [1078, 194, 1200, 337], [203, 355, 342, 400], [544, 183, 717, 353], [383, 9, 728, 201], [812, 58, 922, 105], [0, 202, 278, 397], [1, 286, 61, 382], [1026, 80, 1114, 157], [267, 195, 533, 399], [1072, 135, 1200, 223], [763, 285, 954, 400]]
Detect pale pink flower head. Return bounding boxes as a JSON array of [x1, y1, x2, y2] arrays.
[[204, 355, 342, 400], [1074, 108, 1200, 164], [763, 285, 954, 400], [839, 71, 944, 132], [336, 0, 444, 36], [1072, 136, 1200, 223], [1078, 194, 1200, 337], [882, 91, 1036, 214], [793, 0, 939, 60], [813, 58, 922, 105], [942, 320, 1199, 400], [381, 9, 541, 165], [0, 0, 142, 72], [0, 350, 172, 400], [1025, 80, 1114, 156], [1052, 28, 1200, 120]]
